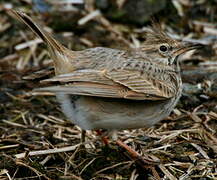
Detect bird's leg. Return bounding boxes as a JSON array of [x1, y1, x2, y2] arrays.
[[94, 130, 160, 178], [115, 138, 161, 179], [95, 130, 160, 178], [96, 130, 159, 165], [81, 129, 86, 143], [95, 130, 109, 145], [115, 139, 158, 165], [109, 131, 159, 165]]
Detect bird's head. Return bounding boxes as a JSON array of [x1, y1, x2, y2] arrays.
[[140, 24, 202, 66]]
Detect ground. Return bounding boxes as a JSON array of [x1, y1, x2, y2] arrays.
[[0, 0, 217, 179]]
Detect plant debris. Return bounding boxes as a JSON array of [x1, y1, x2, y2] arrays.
[[0, 0, 217, 179]]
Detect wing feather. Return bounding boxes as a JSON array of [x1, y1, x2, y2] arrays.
[[42, 69, 115, 85], [36, 82, 165, 100], [39, 63, 177, 100], [105, 69, 176, 98]]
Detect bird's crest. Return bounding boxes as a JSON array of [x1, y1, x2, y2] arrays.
[[143, 21, 177, 46]]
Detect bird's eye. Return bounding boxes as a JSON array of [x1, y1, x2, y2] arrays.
[[159, 45, 168, 52]]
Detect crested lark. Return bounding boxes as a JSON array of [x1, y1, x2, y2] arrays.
[[10, 10, 201, 157]]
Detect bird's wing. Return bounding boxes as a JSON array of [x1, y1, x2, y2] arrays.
[[38, 67, 176, 100], [104, 67, 177, 98], [36, 82, 164, 100], [41, 69, 116, 85]]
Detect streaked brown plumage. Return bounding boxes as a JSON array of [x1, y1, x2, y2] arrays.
[[9, 10, 200, 131]]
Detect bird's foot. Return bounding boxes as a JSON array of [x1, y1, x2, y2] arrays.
[[115, 139, 159, 165]]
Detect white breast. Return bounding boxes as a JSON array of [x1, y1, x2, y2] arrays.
[[56, 91, 182, 131]]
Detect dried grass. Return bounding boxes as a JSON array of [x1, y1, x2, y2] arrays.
[[0, 1, 217, 179]]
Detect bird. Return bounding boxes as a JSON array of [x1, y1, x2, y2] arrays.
[[9, 9, 201, 164]]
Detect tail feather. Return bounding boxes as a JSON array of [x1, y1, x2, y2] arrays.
[[9, 10, 76, 74], [9, 10, 63, 52]]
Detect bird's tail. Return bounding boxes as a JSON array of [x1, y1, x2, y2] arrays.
[[9, 10, 64, 52], [9, 10, 75, 74]]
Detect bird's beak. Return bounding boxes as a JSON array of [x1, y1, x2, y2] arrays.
[[173, 42, 203, 56]]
